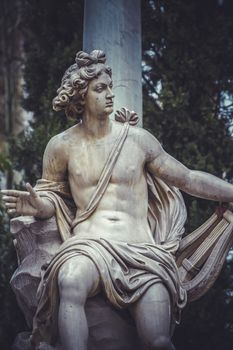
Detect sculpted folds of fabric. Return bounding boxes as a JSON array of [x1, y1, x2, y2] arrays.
[[31, 146, 188, 345]]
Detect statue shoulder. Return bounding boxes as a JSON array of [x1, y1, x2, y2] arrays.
[[42, 126, 79, 180], [128, 126, 162, 161], [42, 125, 80, 175], [44, 134, 67, 161], [128, 125, 160, 145], [45, 124, 79, 156]]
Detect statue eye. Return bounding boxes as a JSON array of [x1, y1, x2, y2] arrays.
[[95, 85, 104, 92]]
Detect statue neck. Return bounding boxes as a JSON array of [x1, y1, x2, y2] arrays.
[[81, 114, 112, 140]]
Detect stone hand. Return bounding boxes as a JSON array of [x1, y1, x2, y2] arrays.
[[1, 183, 51, 217]]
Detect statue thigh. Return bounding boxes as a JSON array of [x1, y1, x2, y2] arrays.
[[129, 283, 174, 350], [57, 255, 101, 304]]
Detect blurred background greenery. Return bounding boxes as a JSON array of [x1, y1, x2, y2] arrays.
[[0, 0, 233, 349]]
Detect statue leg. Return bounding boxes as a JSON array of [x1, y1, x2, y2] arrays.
[[129, 283, 175, 350], [57, 255, 100, 350]]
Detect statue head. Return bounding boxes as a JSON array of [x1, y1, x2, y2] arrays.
[[53, 50, 112, 121]]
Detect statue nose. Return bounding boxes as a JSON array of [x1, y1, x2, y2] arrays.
[[106, 87, 115, 98], [108, 92, 115, 99]]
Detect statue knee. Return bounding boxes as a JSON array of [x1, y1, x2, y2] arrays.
[[58, 262, 87, 305], [150, 335, 171, 350]]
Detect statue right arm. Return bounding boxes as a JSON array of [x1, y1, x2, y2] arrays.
[[1, 134, 68, 219]]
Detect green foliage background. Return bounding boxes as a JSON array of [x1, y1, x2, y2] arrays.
[[13, 0, 84, 183], [142, 0, 233, 231], [142, 1, 233, 349], [1, 0, 233, 349]]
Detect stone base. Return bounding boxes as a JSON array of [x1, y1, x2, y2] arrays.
[[12, 295, 142, 350]]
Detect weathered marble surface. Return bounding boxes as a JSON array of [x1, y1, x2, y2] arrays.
[[10, 206, 233, 349], [11, 216, 142, 350]]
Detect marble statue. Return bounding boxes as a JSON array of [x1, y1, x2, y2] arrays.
[[2, 50, 233, 350]]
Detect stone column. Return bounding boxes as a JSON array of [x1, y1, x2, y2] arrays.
[[83, 0, 142, 125]]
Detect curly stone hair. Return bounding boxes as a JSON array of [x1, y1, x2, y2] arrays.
[[53, 50, 112, 121]]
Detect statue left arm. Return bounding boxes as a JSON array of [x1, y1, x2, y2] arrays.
[[143, 130, 233, 202]]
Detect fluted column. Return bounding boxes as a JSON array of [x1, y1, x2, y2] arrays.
[[83, 0, 142, 125]]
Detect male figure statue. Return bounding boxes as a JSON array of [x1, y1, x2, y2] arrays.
[[2, 50, 233, 350]]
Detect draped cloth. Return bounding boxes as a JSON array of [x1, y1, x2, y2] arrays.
[[31, 123, 188, 346]]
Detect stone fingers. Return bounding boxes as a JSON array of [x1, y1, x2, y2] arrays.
[[1, 184, 39, 216], [25, 183, 38, 198], [1, 193, 17, 214], [1, 189, 25, 197], [4, 198, 17, 214], [1, 195, 17, 203], [5, 202, 16, 209], [7, 208, 16, 214], [1, 189, 28, 215]]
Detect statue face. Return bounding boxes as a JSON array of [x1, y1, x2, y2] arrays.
[[84, 71, 114, 119]]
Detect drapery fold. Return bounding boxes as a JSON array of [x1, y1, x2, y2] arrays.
[[32, 238, 187, 345]]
